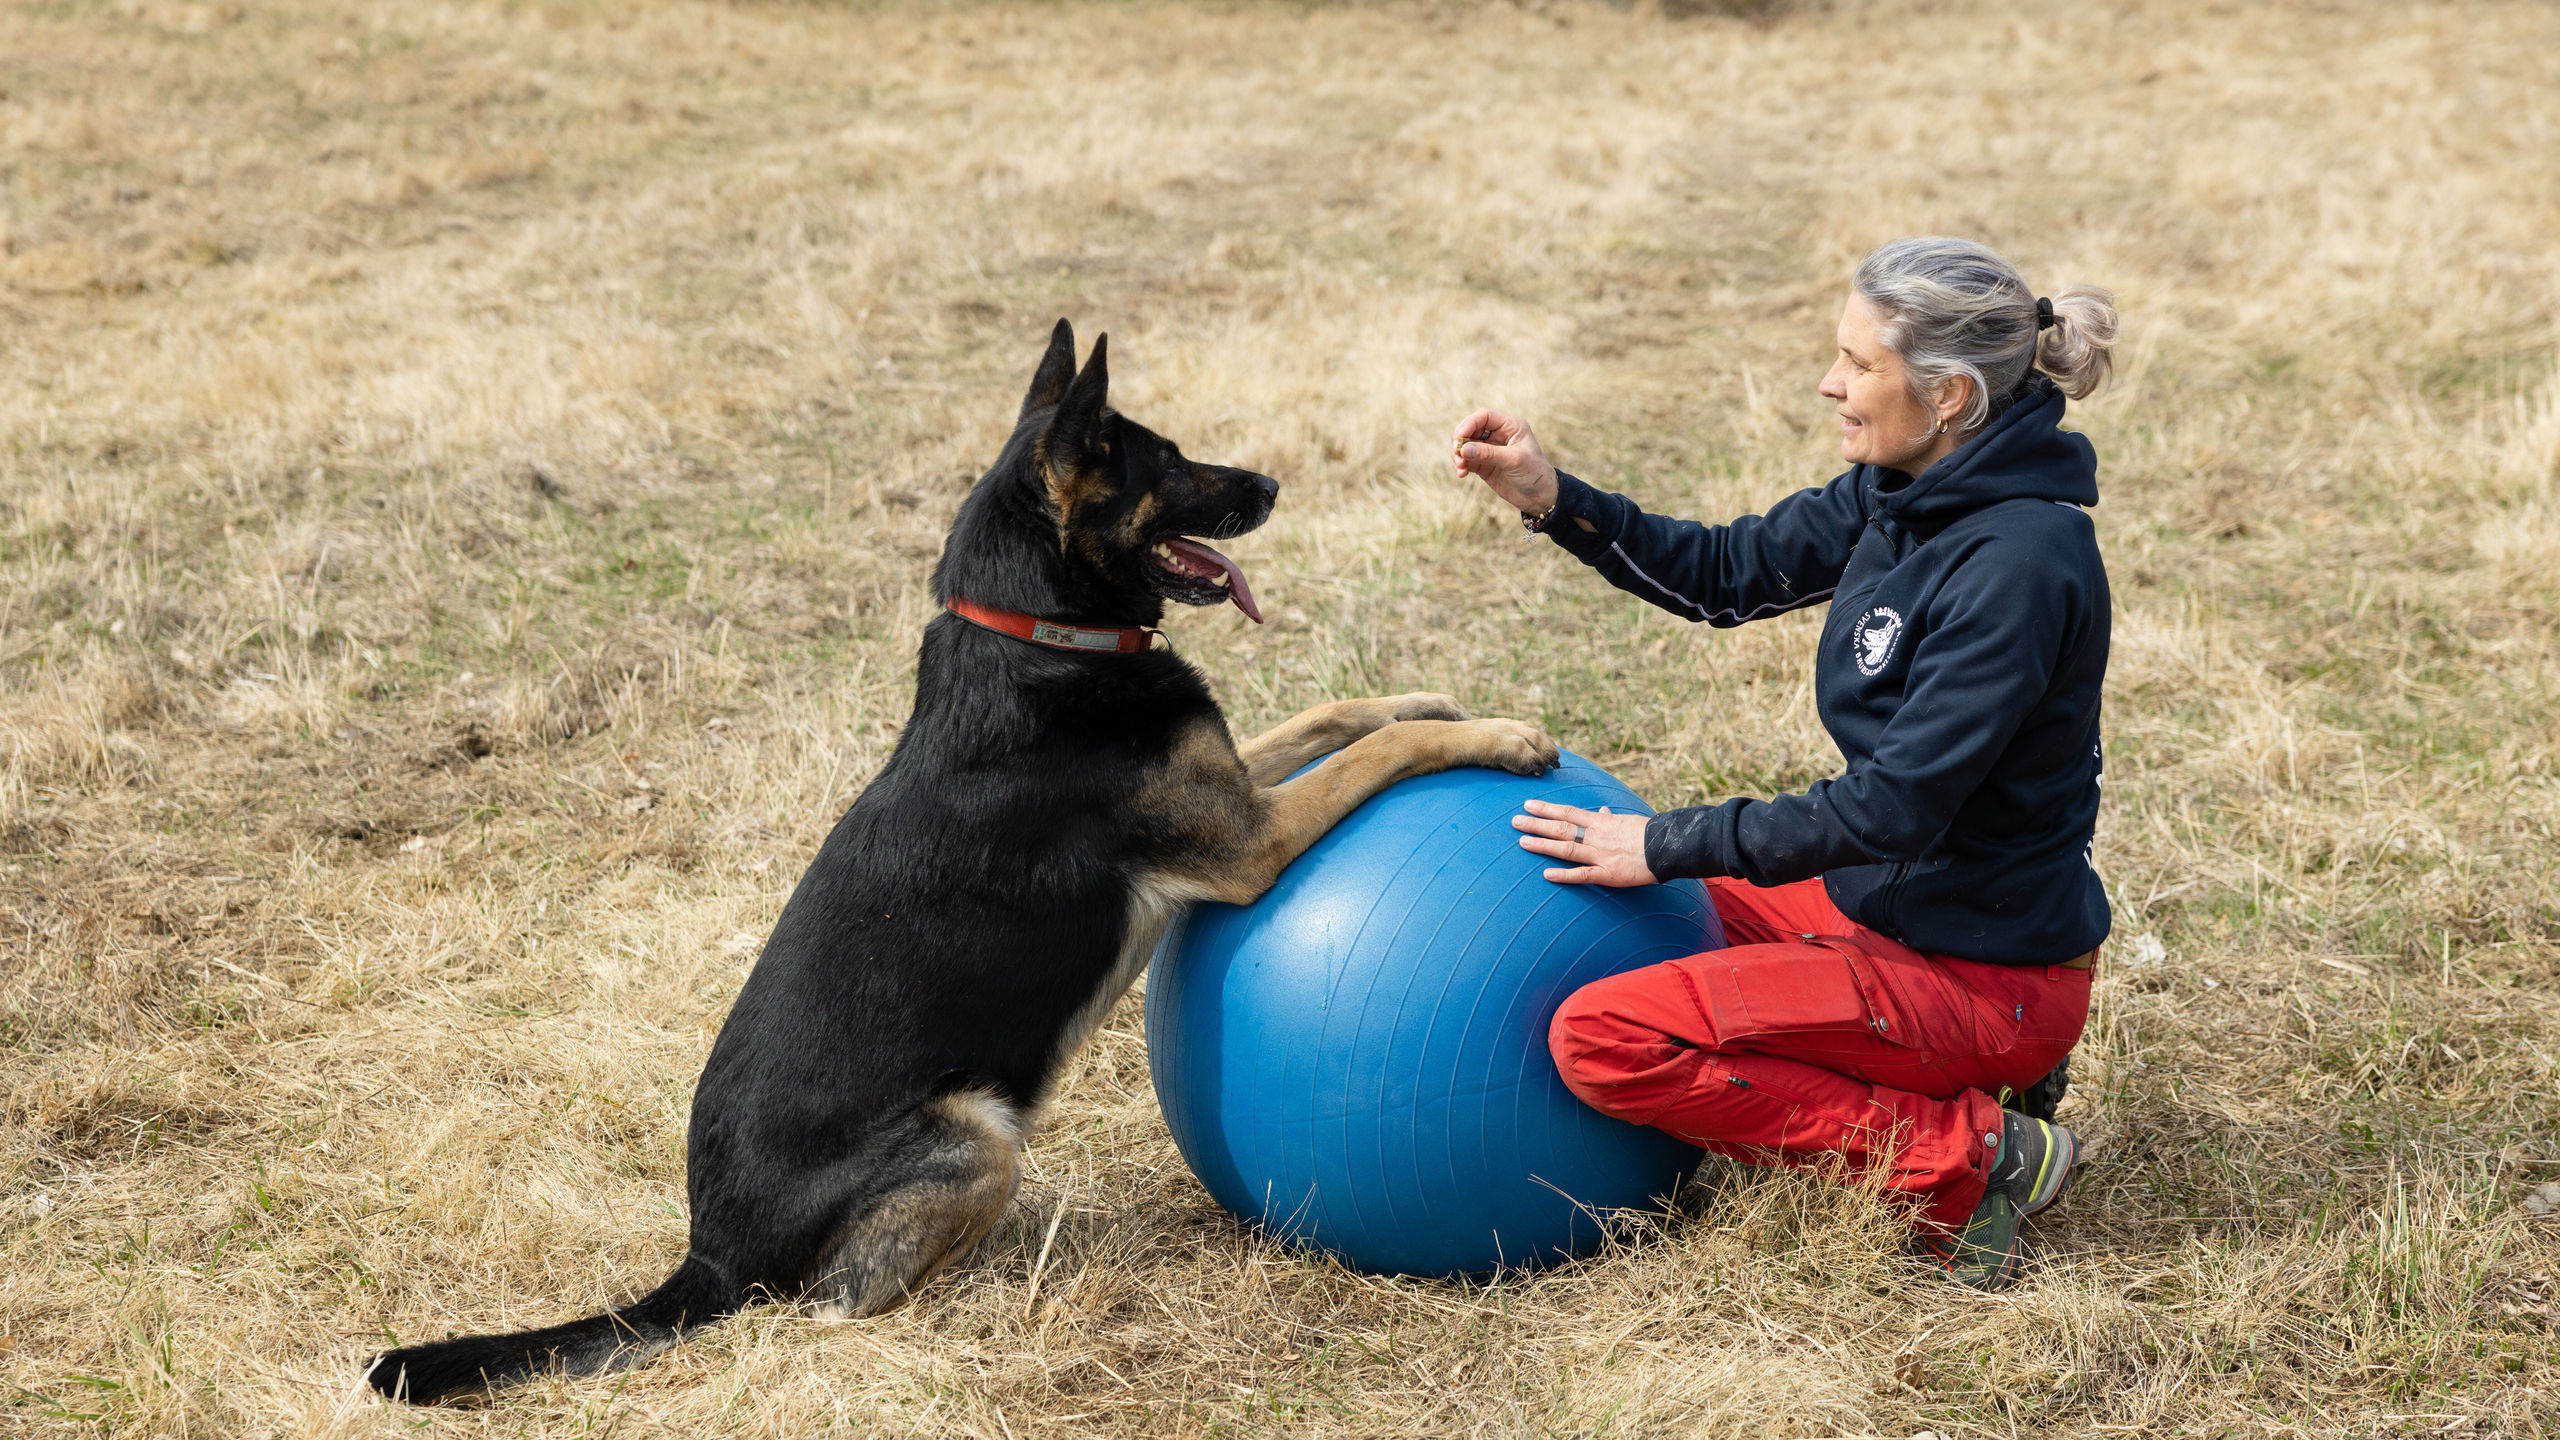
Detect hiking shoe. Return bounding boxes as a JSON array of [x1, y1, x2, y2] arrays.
[[1924, 1111, 2079, 1291]]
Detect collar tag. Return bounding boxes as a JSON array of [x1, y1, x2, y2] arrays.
[[1029, 620, 1123, 651]]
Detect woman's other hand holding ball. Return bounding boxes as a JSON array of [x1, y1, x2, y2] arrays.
[[1513, 800, 1657, 887], [1451, 409, 1560, 517]]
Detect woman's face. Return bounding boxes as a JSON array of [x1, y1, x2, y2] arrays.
[[1819, 292, 1958, 471]]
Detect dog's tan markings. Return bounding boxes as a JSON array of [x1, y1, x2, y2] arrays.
[[811, 1090, 1023, 1319], [1232, 691, 1474, 786], [1114, 489, 1163, 549], [1221, 719, 1557, 902], [1131, 714, 1262, 861], [1151, 714, 1557, 907], [1055, 721, 1247, 1072], [1054, 868, 1212, 1079], [1037, 448, 1116, 550]]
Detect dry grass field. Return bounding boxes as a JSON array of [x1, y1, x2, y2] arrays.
[[4, 0, 2558, 1434]]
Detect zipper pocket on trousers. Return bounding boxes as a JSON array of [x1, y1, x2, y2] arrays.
[[1705, 1059, 1826, 1113]]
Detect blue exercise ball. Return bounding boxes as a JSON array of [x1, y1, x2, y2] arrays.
[[1145, 748, 1723, 1277]]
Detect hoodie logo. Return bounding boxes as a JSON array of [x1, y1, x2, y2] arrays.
[[1853, 606, 1904, 676]]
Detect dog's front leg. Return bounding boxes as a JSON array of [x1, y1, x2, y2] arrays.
[[1200, 718, 1559, 904], [1235, 693, 1475, 787]]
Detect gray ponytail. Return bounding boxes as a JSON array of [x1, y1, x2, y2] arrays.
[[1852, 237, 2119, 432]]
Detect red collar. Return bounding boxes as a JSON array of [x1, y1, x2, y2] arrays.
[[945, 598, 1161, 654]]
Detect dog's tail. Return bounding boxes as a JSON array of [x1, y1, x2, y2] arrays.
[[364, 1253, 739, 1405]]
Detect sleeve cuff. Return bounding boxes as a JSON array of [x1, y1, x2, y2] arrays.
[[1643, 801, 1742, 882], [1539, 471, 1628, 562]]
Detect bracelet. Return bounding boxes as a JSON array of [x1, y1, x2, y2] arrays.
[[1520, 502, 1558, 534]]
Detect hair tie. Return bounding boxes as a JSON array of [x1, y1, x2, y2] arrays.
[[2035, 296, 2058, 330]]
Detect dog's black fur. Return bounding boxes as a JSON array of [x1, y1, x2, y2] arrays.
[[366, 321, 1557, 1403]]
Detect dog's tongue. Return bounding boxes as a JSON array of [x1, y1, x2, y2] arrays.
[[1161, 538, 1263, 624]]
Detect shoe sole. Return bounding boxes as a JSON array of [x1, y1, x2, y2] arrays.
[[2021, 1123, 2080, 1217]]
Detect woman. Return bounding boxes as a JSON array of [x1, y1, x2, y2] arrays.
[[1452, 237, 2118, 1290]]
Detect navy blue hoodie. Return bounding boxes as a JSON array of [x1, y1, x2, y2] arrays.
[[1542, 379, 2110, 965]]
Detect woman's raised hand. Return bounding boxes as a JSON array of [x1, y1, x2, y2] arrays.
[[1451, 409, 1560, 517], [1513, 800, 1658, 888]]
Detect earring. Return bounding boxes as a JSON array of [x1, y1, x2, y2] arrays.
[[1933, 418, 1950, 435]]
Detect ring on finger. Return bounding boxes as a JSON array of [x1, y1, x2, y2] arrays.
[[1572, 825, 1587, 845]]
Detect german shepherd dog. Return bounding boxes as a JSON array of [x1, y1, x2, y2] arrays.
[[367, 322, 1559, 1403]]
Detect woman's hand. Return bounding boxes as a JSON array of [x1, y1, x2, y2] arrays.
[[1512, 800, 1657, 887], [1451, 409, 1560, 517]]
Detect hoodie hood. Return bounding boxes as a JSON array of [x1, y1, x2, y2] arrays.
[[1863, 377, 2099, 531]]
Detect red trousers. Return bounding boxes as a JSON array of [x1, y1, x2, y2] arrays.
[[1548, 876, 2090, 1230]]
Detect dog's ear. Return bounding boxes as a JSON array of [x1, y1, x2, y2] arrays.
[[1045, 332, 1109, 456], [1019, 319, 1078, 423], [1034, 334, 1113, 531]]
